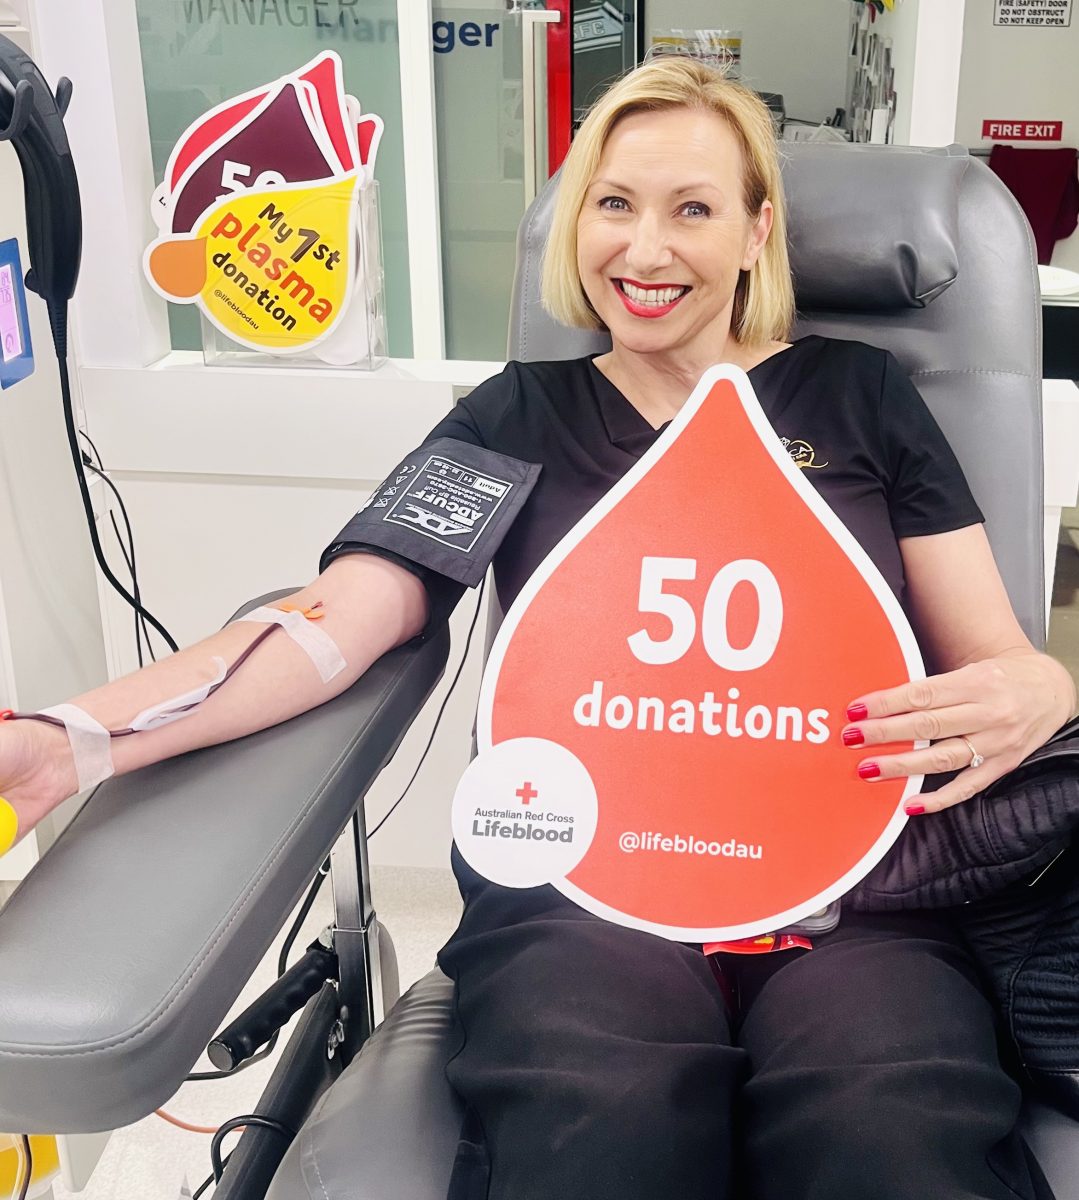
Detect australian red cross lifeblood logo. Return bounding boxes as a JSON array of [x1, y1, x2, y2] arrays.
[[452, 366, 925, 941]]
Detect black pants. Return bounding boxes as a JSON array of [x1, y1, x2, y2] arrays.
[[437, 853, 1054, 1200]]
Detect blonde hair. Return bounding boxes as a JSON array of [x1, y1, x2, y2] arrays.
[[541, 57, 794, 346]]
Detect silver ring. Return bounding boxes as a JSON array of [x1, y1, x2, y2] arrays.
[[960, 736, 984, 769]]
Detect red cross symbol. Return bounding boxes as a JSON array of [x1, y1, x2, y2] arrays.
[[515, 781, 538, 806]]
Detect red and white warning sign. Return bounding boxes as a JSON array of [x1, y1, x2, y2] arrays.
[[452, 366, 926, 941], [994, 0, 1072, 26], [982, 119, 1063, 141]]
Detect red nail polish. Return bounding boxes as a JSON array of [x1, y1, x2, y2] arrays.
[[858, 762, 880, 780], [905, 802, 926, 817], [846, 702, 868, 721], [842, 727, 864, 747]]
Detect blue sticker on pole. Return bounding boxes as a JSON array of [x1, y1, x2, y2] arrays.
[[0, 238, 34, 391]]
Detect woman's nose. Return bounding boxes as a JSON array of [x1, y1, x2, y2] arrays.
[[623, 214, 674, 275]]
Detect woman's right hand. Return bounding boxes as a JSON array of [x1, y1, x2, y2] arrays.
[[0, 717, 77, 854]]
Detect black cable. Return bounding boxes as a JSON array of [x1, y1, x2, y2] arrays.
[[51, 310, 179, 652], [81, 431, 157, 664], [15, 1134, 31, 1200], [210, 1115, 294, 1182], [184, 860, 330, 1082], [192, 1153, 229, 1200], [78, 427, 103, 464], [277, 860, 329, 977], [111, 508, 153, 665], [82, 459, 151, 667], [368, 578, 487, 839]]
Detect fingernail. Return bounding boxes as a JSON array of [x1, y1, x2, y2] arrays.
[[0, 796, 18, 856], [858, 762, 880, 780], [905, 802, 926, 817], [842, 727, 865, 747], [846, 702, 868, 721]]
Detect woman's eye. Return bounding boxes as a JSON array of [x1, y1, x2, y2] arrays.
[[680, 202, 711, 218], [598, 196, 629, 212]]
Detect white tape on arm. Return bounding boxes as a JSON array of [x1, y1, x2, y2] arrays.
[[234, 606, 347, 683], [40, 703, 115, 793]]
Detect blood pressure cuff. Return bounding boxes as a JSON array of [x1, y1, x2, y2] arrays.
[[321, 437, 541, 632]]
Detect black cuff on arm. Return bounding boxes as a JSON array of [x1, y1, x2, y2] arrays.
[[320, 437, 541, 638]]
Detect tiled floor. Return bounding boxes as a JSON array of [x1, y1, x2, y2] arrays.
[[41, 510, 1079, 1197]]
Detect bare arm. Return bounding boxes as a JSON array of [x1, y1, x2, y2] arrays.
[[842, 524, 1077, 812], [0, 553, 429, 846]]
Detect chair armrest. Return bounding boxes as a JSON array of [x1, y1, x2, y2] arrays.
[[0, 595, 450, 1133]]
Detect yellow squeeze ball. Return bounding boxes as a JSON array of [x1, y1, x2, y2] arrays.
[[0, 796, 18, 856]]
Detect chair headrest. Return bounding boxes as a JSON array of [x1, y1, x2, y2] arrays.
[[781, 142, 969, 311]]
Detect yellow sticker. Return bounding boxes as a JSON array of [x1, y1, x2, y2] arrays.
[[0, 796, 18, 856], [145, 174, 360, 354]]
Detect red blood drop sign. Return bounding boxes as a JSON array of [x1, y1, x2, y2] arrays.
[[452, 366, 925, 941]]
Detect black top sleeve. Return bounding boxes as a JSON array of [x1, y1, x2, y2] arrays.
[[319, 367, 534, 638], [878, 351, 984, 538]]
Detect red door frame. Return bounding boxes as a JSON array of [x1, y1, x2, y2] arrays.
[[546, 0, 573, 174]]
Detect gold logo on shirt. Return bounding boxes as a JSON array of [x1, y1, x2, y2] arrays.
[[781, 438, 828, 470]]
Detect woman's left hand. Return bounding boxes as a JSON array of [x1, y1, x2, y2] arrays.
[[843, 649, 1077, 814]]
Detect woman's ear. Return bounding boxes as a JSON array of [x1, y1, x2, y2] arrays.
[[741, 199, 774, 272]]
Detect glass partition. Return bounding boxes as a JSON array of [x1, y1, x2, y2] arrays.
[[135, 0, 413, 356], [432, 4, 527, 361]]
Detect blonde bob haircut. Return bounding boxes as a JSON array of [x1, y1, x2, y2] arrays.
[[541, 56, 794, 346]]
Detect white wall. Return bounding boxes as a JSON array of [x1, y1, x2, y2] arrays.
[[956, 3, 1079, 271], [646, 0, 852, 124]]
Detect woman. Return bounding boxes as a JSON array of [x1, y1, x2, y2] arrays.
[[1, 58, 1074, 1199]]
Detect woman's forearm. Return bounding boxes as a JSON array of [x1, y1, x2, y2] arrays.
[[46, 554, 429, 794]]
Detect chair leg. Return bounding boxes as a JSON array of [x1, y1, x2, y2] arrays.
[[330, 808, 388, 1063]]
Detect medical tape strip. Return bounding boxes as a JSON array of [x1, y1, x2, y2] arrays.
[[233, 607, 347, 683], [128, 657, 228, 732], [39, 703, 115, 793], [322, 437, 542, 589]]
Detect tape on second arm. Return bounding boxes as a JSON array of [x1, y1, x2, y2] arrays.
[[234, 606, 347, 684], [39, 703, 115, 793]]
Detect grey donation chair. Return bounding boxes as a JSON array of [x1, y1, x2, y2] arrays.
[[1, 141, 1077, 1199]]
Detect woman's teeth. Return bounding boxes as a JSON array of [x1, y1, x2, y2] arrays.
[[619, 281, 688, 305]]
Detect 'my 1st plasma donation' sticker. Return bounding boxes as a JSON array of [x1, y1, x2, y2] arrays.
[[143, 51, 384, 358], [145, 176, 359, 353], [452, 365, 927, 942]]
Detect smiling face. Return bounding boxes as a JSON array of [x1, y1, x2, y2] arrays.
[[576, 106, 773, 362]]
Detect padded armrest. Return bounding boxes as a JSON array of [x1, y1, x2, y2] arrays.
[[0, 593, 450, 1133]]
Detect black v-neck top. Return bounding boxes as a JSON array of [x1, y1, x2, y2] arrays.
[[323, 336, 982, 627]]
